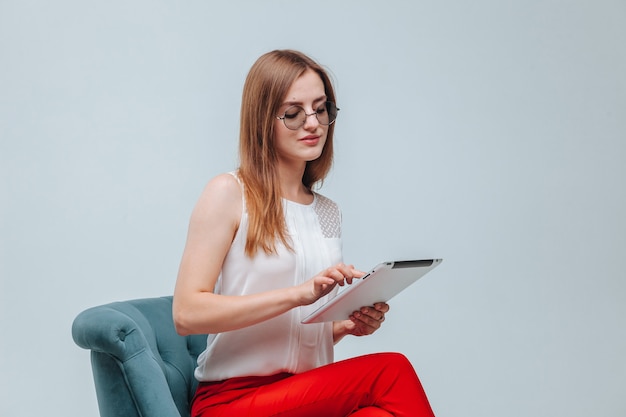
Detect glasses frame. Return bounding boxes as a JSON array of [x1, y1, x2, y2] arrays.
[[276, 101, 339, 131]]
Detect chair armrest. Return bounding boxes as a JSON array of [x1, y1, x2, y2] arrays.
[[72, 304, 184, 416], [72, 305, 152, 362]]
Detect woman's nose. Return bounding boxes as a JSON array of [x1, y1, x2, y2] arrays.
[[302, 111, 320, 130]]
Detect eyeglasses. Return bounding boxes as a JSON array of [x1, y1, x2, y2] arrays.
[[276, 101, 339, 130]]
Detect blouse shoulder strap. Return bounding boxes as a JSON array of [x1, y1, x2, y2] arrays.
[[227, 171, 246, 212]]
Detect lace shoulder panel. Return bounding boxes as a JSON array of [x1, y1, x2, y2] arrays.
[[314, 193, 341, 239]]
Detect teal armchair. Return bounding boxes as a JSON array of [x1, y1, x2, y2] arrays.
[[72, 296, 207, 417]]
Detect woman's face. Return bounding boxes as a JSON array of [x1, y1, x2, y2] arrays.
[[273, 69, 329, 169]]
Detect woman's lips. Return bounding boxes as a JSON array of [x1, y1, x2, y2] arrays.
[[300, 135, 320, 145]]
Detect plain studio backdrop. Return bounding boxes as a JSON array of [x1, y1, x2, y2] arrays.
[[1, 1, 625, 416]]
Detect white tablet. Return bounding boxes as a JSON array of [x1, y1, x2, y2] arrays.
[[301, 259, 443, 324]]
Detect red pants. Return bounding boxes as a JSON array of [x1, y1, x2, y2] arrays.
[[191, 352, 435, 417]]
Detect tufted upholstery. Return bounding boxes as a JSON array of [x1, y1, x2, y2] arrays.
[[72, 296, 207, 417]]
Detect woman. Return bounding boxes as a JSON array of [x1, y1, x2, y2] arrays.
[[173, 49, 435, 417]]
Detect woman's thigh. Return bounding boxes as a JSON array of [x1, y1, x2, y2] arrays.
[[195, 352, 433, 417]]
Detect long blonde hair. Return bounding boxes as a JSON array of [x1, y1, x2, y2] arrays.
[[238, 50, 337, 257]]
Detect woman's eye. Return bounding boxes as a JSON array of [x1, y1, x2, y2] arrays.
[[284, 107, 303, 119], [316, 106, 327, 115]]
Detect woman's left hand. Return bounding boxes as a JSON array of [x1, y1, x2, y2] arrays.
[[334, 302, 390, 341]]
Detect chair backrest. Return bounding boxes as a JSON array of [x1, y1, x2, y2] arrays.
[[72, 296, 207, 417]]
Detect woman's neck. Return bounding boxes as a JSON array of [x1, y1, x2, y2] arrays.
[[277, 161, 312, 204]]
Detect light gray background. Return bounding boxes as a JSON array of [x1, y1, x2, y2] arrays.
[[1, 1, 625, 416]]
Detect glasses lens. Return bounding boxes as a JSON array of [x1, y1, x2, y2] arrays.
[[319, 102, 338, 126], [283, 106, 306, 130]]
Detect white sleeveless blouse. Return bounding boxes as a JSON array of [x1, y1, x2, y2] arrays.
[[194, 178, 343, 382]]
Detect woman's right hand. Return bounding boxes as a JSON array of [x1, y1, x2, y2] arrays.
[[298, 263, 364, 305]]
